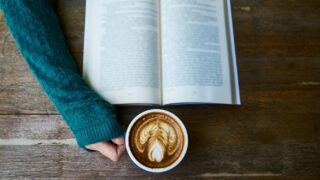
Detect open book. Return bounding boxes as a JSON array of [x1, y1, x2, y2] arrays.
[[83, 0, 240, 105]]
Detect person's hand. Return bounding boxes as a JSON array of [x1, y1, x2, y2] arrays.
[[86, 136, 126, 162]]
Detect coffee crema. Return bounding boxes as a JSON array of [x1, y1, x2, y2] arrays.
[[129, 112, 185, 168]]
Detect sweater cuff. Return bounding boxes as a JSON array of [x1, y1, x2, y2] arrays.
[[74, 121, 126, 152]]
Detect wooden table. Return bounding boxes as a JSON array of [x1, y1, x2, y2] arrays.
[[1, 0, 319, 179]]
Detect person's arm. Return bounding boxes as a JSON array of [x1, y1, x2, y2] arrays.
[[0, 0, 125, 152]]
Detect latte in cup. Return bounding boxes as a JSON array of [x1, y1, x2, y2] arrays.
[[126, 109, 188, 173]]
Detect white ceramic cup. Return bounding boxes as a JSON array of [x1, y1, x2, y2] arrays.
[[125, 109, 188, 173]]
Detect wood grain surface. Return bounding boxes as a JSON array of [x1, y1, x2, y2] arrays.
[[0, 0, 320, 179]]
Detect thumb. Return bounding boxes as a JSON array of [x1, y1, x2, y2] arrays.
[[112, 136, 125, 145]]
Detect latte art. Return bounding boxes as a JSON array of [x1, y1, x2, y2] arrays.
[[129, 112, 185, 168], [149, 139, 164, 162], [136, 120, 179, 162]]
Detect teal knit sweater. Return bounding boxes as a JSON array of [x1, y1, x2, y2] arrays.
[[0, 0, 125, 151]]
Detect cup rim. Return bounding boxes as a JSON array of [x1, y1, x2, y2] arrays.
[[125, 109, 188, 173]]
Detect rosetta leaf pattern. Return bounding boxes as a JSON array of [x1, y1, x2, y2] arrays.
[[137, 120, 179, 162]]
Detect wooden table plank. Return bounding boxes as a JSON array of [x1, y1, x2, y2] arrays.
[[0, 114, 318, 144], [1, 144, 319, 178], [0, 115, 72, 140]]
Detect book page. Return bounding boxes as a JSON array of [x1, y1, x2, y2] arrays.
[[83, 0, 161, 104], [161, 0, 237, 105]]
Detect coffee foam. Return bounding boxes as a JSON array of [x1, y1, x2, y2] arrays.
[[129, 113, 185, 168], [136, 120, 179, 162]]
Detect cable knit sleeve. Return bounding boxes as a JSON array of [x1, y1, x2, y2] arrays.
[[0, 0, 125, 151]]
